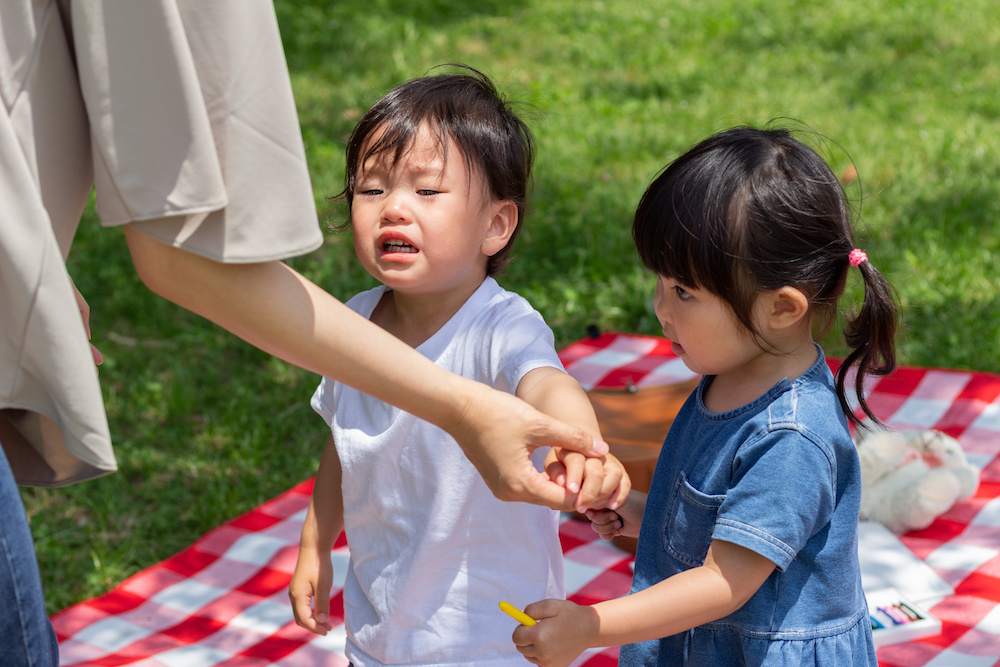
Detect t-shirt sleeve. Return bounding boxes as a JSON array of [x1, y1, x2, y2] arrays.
[[712, 429, 837, 571], [310, 377, 336, 427], [487, 300, 565, 394]]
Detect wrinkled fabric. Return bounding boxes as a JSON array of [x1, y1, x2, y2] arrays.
[[312, 278, 565, 666], [0, 0, 321, 486]]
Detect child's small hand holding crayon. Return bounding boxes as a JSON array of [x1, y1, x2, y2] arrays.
[[510, 598, 598, 667]]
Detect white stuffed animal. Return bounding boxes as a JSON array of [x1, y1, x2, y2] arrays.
[[854, 422, 979, 534]]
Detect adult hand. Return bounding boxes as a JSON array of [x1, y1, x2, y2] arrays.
[[71, 278, 103, 369], [445, 382, 609, 508]]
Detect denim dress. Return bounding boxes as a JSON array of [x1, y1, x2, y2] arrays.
[[621, 347, 877, 666]]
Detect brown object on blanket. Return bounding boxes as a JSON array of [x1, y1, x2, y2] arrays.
[[586, 377, 700, 553]]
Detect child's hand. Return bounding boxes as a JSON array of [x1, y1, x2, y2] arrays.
[[288, 548, 335, 635], [587, 508, 626, 541], [544, 447, 582, 500], [586, 490, 645, 540], [546, 448, 630, 513], [511, 599, 598, 667], [587, 452, 629, 510]]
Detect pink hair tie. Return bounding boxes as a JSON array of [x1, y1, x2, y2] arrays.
[[848, 248, 868, 267]]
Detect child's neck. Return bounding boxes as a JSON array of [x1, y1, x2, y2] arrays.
[[703, 336, 818, 414], [371, 280, 486, 349]]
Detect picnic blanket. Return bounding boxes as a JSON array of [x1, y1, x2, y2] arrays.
[[52, 332, 1000, 666]]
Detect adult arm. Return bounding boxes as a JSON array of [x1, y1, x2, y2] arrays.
[[123, 227, 607, 506]]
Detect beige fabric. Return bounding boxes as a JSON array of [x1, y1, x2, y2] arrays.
[[0, 0, 323, 486]]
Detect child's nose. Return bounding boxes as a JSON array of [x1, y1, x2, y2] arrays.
[[653, 280, 672, 324], [381, 191, 409, 222]]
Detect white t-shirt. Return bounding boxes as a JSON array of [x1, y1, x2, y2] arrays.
[[311, 277, 566, 666]]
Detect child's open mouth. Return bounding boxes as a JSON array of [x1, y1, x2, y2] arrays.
[[383, 239, 417, 254]]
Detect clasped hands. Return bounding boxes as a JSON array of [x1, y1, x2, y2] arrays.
[[543, 446, 629, 515]]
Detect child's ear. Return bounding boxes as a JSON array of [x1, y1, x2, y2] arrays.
[[481, 200, 518, 257], [765, 286, 810, 330]]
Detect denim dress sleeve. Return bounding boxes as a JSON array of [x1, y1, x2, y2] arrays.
[[714, 426, 837, 571]]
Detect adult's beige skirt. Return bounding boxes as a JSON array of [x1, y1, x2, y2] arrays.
[[0, 0, 323, 486]]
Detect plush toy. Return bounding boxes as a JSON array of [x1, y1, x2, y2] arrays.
[[854, 422, 979, 534]]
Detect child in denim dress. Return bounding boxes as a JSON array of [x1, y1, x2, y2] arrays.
[[511, 126, 898, 666]]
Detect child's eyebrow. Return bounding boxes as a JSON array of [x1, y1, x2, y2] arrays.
[[359, 157, 446, 180], [405, 158, 447, 178], [405, 166, 450, 188]]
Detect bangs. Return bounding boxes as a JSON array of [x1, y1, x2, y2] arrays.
[[356, 116, 455, 182], [357, 116, 421, 173], [344, 81, 469, 207], [358, 118, 452, 171], [632, 158, 743, 295]]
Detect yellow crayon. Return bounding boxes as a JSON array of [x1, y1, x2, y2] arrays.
[[499, 600, 537, 626]]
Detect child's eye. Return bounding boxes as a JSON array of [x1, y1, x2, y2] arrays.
[[417, 189, 439, 196], [674, 286, 692, 301], [357, 188, 382, 196]]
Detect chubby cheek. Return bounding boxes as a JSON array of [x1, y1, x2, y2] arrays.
[[351, 209, 380, 249], [351, 228, 381, 276], [352, 229, 368, 258]]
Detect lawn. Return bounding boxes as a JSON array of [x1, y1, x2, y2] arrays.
[[24, 0, 1000, 613]]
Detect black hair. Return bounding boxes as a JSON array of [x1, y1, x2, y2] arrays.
[[632, 126, 897, 427], [336, 64, 534, 276]]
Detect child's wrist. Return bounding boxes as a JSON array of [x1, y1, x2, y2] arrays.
[[582, 602, 604, 650]]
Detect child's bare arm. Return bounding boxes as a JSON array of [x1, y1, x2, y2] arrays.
[[517, 367, 630, 511], [512, 539, 776, 665], [289, 436, 344, 635]]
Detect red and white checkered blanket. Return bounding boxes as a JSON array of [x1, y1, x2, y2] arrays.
[[53, 333, 1000, 666]]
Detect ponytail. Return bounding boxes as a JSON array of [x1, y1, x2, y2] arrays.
[[834, 257, 899, 428]]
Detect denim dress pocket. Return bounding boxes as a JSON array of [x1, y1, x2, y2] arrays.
[[664, 472, 725, 567]]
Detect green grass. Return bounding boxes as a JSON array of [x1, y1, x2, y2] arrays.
[[23, 0, 1000, 614]]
